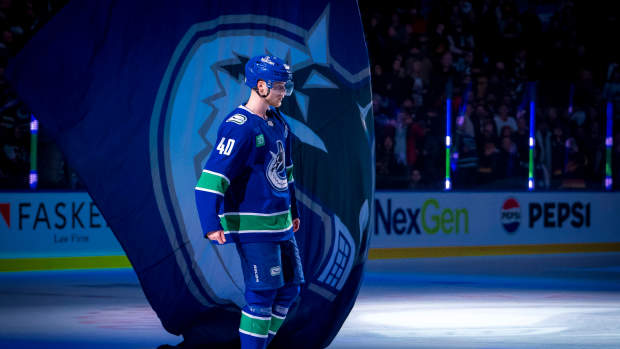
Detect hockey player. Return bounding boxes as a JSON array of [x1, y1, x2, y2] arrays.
[[195, 54, 304, 349]]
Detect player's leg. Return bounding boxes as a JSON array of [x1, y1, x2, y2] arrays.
[[267, 237, 305, 345], [236, 242, 285, 349], [267, 283, 299, 345], [240, 288, 276, 349]]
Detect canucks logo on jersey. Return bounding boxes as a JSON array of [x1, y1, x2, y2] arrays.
[[266, 140, 288, 191]]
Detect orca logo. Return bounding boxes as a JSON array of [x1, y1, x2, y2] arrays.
[[501, 198, 521, 233], [266, 140, 288, 191], [0, 203, 9, 229]]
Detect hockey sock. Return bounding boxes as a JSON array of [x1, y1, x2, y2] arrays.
[[267, 284, 300, 346], [240, 288, 277, 349]]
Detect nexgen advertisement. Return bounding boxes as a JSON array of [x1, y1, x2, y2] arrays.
[[0, 192, 123, 258], [373, 192, 620, 249]]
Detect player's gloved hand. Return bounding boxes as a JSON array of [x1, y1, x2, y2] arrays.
[[292, 218, 300, 233], [207, 230, 226, 244]]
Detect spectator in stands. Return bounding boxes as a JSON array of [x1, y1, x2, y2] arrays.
[[454, 51, 474, 80], [407, 168, 426, 190], [562, 137, 586, 188], [420, 107, 443, 188], [454, 113, 478, 188], [407, 7, 427, 35], [376, 135, 405, 189], [0, 28, 15, 57], [550, 125, 566, 184], [391, 59, 413, 104], [458, 104, 476, 138], [393, 108, 410, 167], [514, 115, 530, 175], [497, 136, 519, 181], [363, 13, 383, 65], [410, 45, 433, 85], [478, 140, 499, 184], [373, 94, 393, 141], [0, 137, 28, 189], [488, 62, 509, 99], [429, 22, 449, 58], [410, 59, 428, 108], [535, 117, 552, 189], [385, 25, 406, 66], [583, 117, 605, 185], [447, 20, 474, 59], [512, 48, 528, 83], [546, 106, 561, 130], [494, 104, 517, 136], [496, 2, 521, 59], [406, 108, 426, 171], [372, 64, 389, 97], [475, 75, 489, 101], [479, 119, 497, 149]]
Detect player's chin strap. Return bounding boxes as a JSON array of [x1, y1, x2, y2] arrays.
[[255, 86, 271, 98]]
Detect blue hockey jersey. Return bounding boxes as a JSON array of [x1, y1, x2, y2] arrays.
[[195, 105, 299, 244]]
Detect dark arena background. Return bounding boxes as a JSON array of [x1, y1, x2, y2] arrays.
[[1, 1, 620, 348]]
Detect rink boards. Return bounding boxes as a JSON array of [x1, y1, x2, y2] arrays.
[[1, 191, 620, 270]]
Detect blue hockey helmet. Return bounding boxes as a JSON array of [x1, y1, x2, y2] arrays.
[[245, 55, 294, 96]]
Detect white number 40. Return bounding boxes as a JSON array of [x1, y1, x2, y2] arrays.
[[216, 137, 235, 156]]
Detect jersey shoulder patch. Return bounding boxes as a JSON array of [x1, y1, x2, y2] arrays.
[[226, 113, 247, 125]]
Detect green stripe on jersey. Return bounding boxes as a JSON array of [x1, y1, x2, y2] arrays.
[[196, 170, 229, 195], [240, 312, 270, 337], [269, 314, 285, 333], [220, 211, 292, 233], [286, 166, 294, 182]]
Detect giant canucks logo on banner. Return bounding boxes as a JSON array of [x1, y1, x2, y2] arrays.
[[7, 1, 372, 348], [151, 7, 373, 347]]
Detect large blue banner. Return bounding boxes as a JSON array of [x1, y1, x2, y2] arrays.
[[7, 1, 373, 347]]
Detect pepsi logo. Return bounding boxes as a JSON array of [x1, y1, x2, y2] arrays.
[[0, 203, 9, 229], [501, 198, 521, 233]]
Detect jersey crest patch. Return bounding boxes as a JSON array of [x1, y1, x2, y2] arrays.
[[266, 140, 288, 191], [226, 114, 247, 125]]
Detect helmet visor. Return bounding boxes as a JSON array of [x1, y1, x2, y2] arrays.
[[271, 80, 294, 96], [284, 80, 294, 96]]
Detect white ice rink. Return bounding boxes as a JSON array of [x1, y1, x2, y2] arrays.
[[1, 253, 619, 348]]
